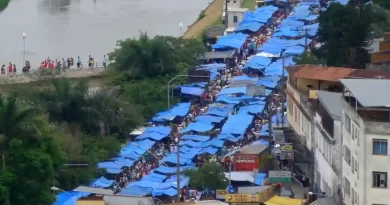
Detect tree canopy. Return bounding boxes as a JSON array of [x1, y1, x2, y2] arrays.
[[0, 32, 206, 204], [108, 33, 206, 79], [182, 162, 228, 191]]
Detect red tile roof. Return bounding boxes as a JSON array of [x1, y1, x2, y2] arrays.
[[347, 69, 390, 79], [287, 65, 354, 82]]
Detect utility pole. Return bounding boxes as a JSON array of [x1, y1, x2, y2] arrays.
[[281, 57, 285, 127], [176, 137, 181, 203]]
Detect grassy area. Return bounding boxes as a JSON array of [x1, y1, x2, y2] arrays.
[[242, 0, 256, 10], [0, 0, 8, 11]]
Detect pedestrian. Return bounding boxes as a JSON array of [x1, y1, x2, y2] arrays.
[[1, 65, 5, 76], [62, 58, 66, 70], [67, 58, 71, 69], [103, 55, 107, 69], [77, 56, 81, 69], [7, 62, 12, 77]]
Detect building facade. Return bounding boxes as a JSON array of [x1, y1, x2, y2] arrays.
[[313, 91, 342, 202], [340, 79, 390, 205]]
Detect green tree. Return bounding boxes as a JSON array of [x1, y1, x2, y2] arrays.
[[293, 50, 326, 65], [370, 3, 390, 38], [373, 0, 390, 10], [182, 162, 228, 191], [317, 2, 372, 68], [0, 94, 62, 205], [108, 33, 206, 79]]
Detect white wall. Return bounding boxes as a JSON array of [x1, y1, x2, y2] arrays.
[[226, 0, 242, 8], [226, 11, 244, 28], [341, 99, 390, 205], [314, 117, 341, 199]]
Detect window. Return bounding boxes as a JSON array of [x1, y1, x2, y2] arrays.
[[344, 177, 350, 196], [344, 114, 351, 133], [351, 188, 355, 204], [373, 139, 388, 155], [354, 190, 358, 205], [288, 98, 293, 115], [373, 172, 388, 188], [356, 129, 359, 146], [344, 146, 351, 165], [355, 159, 358, 172], [233, 16, 238, 23], [351, 156, 354, 173], [351, 125, 355, 140], [233, 0, 236, 3]]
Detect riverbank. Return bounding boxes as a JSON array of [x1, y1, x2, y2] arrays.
[[0, 0, 9, 11], [183, 0, 223, 39]]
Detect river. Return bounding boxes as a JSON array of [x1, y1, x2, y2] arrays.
[[0, 0, 211, 67]]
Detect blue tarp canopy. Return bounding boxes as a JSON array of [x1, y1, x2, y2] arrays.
[[120, 186, 152, 196], [160, 155, 192, 165], [216, 95, 261, 105], [218, 87, 247, 96], [53, 191, 90, 205], [135, 126, 170, 141], [284, 46, 305, 56], [243, 56, 272, 70], [265, 56, 295, 76], [141, 172, 168, 182], [301, 14, 318, 21], [257, 75, 281, 88], [279, 18, 305, 27], [199, 147, 219, 155], [181, 87, 205, 96], [231, 75, 258, 82], [180, 122, 214, 133], [91, 176, 114, 188], [154, 166, 194, 174], [195, 115, 225, 123], [254, 173, 266, 185], [222, 114, 254, 134], [212, 33, 249, 49], [238, 104, 265, 115], [235, 21, 264, 32], [181, 135, 211, 142], [180, 82, 207, 87], [153, 102, 191, 122], [205, 106, 232, 117], [152, 187, 177, 196]]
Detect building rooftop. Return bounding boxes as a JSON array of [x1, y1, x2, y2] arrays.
[[73, 186, 113, 195], [227, 7, 249, 12], [340, 79, 390, 108], [347, 69, 390, 79], [286, 65, 354, 82], [316, 91, 342, 120]]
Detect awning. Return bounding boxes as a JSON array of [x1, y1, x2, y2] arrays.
[[264, 196, 302, 205]]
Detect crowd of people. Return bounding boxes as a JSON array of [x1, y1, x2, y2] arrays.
[[0, 55, 109, 77], [101, 5, 293, 201], [100, 2, 326, 202], [39, 55, 108, 70]]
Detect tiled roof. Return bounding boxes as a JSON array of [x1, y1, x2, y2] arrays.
[[286, 65, 354, 82], [347, 69, 390, 79]]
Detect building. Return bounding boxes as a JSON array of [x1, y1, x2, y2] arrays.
[[285, 65, 352, 153], [225, 0, 243, 9], [313, 91, 342, 202], [340, 79, 390, 205], [370, 33, 390, 66], [225, 8, 248, 28]]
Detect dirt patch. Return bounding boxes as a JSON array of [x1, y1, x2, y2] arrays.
[[183, 0, 223, 39]]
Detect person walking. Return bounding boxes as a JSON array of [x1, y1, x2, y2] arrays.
[[7, 62, 12, 77], [77, 56, 81, 69], [13, 64, 16, 76], [103, 55, 107, 69]]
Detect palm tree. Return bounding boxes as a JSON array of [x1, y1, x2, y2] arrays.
[[85, 87, 143, 138], [0, 93, 40, 205]]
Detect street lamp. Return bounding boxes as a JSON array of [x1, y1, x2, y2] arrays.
[[51, 186, 71, 196], [178, 22, 183, 36], [167, 74, 210, 109], [22, 33, 26, 66], [174, 137, 181, 203]]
